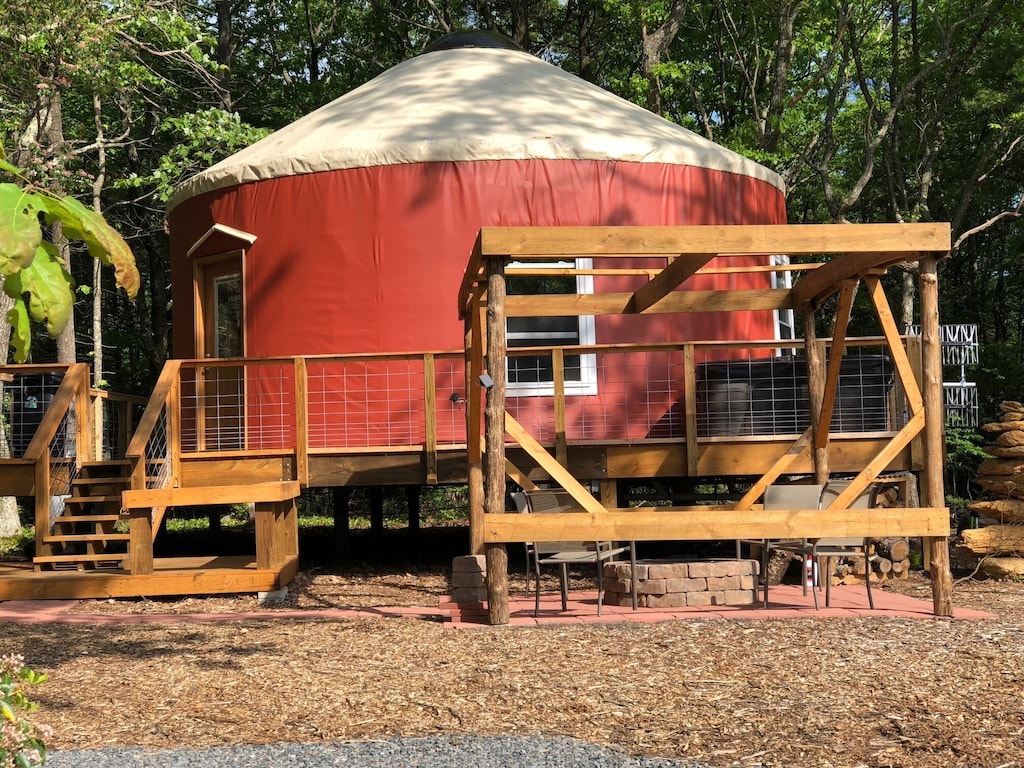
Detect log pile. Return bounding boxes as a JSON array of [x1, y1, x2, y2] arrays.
[[829, 535, 912, 587], [963, 400, 1024, 578]]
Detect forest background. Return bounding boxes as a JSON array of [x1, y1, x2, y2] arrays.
[[1, 0, 1022, 507]]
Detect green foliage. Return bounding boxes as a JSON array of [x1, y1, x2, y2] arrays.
[[118, 109, 271, 203], [0, 162, 140, 361], [0, 655, 50, 768]]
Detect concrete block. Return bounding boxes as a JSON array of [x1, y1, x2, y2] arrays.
[[646, 592, 687, 608], [637, 578, 668, 595], [647, 562, 689, 579], [665, 577, 706, 593], [452, 555, 486, 574], [451, 586, 488, 604], [706, 575, 742, 591], [257, 587, 288, 604], [451, 571, 486, 589], [723, 589, 757, 606]]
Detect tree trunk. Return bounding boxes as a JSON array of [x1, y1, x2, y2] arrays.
[[0, 291, 20, 536]]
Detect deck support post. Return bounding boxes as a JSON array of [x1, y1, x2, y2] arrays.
[[256, 498, 298, 570], [803, 311, 829, 483], [127, 509, 154, 575], [333, 486, 351, 559], [369, 486, 385, 539], [405, 485, 421, 536], [920, 257, 954, 616], [466, 301, 486, 555], [484, 257, 510, 625]]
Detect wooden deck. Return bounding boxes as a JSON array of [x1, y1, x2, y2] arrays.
[[0, 556, 299, 601]]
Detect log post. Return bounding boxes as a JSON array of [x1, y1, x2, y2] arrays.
[[465, 304, 486, 555], [484, 257, 510, 625], [803, 311, 829, 483], [920, 257, 954, 616]]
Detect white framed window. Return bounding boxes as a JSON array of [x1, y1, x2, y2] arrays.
[[506, 259, 597, 396], [771, 254, 796, 355]]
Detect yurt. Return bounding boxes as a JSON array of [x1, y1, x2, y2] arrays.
[[166, 32, 787, 452]]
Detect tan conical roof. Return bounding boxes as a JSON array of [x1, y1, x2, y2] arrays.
[[168, 46, 783, 212]]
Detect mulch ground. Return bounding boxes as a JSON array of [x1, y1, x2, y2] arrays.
[[5, 549, 1024, 768]]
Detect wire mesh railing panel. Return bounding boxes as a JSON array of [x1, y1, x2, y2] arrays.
[[178, 363, 295, 452], [0, 371, 65, 459], [46, 406, 79, 528], [431, 357, 469, 446], [696, 347, 902, 437], [505, 349, 688, 442], [144, 408, 171, 490], [306, 358, 427, 449]]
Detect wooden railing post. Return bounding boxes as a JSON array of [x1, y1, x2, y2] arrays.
[[804, 312, 829, 484], [484, 257, 509, 625], [294, 357, 309, 486], [423, 353, 438, 484], [683, 344, 698, 476], [552, 348, 567, 466], [33, 455, 52, 562], [466, 299, 485, 555], [920, 257, 954, 616]]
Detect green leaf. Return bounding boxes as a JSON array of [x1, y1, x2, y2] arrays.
[[36, 194, 140, 299], [0, 184, 42, 277], [5, 245, 75, 337]]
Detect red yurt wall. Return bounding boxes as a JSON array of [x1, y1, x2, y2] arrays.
[[168, 158, 786, 449]]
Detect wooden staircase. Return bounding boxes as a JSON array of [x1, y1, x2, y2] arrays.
[[33, 460, 132, 571]]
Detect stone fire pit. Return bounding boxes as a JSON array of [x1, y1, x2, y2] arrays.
[[604, 558, 759, 608]]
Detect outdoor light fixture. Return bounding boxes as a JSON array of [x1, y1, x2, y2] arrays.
[[449, 392, 466, 406], [479, 373, 494, 389]]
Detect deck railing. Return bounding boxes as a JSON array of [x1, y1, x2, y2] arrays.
[[1, 364, 91, 549], [124, 336, 916, 489]]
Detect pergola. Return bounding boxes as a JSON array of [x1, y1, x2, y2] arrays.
[[458, 223, 954, 624]]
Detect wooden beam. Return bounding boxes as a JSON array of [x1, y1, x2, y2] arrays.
[[478, 224, 951, 258], [866, 275, 924, 414], [122, 480, 301, 509], [683, 344, 699, 476], [484, 257, 510, 625], [458, 232, 486, 319], [732, 428, 814, 511], [804, 313, 829, 482], [294, 357, 309, 486], [919, 257, 954, 616], [504, 458, 539, 491], [815, 280, 857, 449], [467, 301, 485, 555], [504, 412, 606, 514], [504, 289, 791, 317], [423, 353, 438, 485], [127, 509, 154, 574], [629, 253, 716, 313], [552, 348, 567, 466], [823, 410, 926, 510], [482, 505, 949, 542]]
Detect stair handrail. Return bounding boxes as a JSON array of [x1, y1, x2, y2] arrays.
[[126, 359, 182, 491], [22, 363, 90, 553], [22, 363, 90, 462]]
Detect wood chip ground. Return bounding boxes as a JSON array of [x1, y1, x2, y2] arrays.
[[5, 566, 1023, 768]]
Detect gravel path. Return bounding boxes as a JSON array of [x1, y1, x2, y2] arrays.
[[45, 736, 705, 767]]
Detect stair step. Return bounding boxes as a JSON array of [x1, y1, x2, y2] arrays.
[[64, 495, 123, 505], [34, 553, 127, 565], [44, 534, 130, 543], [52, 514, 122, 525], [81, 460, 131, 468], [72, 477, 130, 487]]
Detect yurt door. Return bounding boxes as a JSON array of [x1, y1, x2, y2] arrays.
[[197, 255, 244, 450]]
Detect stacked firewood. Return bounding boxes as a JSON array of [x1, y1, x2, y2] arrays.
[[829, 534, 913, 586], [961, 400, 1024, 578]]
